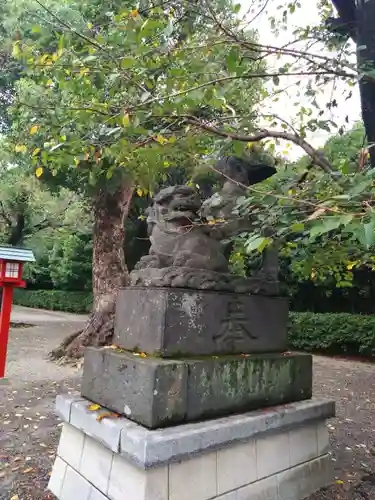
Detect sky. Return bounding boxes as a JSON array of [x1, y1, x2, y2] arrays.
[[239, 0, 361, 158]]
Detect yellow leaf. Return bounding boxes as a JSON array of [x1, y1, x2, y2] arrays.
[[122, 113, 130, 127], [23, 467, 34, 473], [140, 352, 147, 358], [88, 404, 101, 411], [87, 22, 93, 29], [46, 79, 53, 87], [96, 412, 120, 422], [347, 261, 358, 270], [35, 167, 43, 178], [130, 8, 139, 17], [32, 148, 40, 156], [30, 125, 39, 135], [15, 144, 27, 153], [335, 480, 344, 484], [136, 188, 143, 197], [12, 42, 21, 58], [155, 135, 168, 144], [11, 496, 19, 500]]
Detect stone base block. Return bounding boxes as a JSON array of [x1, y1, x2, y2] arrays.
[[114, 288, 289, 357], [81, 348, 312, 428], [49, 395, 335, 500]]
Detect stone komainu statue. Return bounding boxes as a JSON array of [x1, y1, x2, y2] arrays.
[[130, 156, 279, 294]]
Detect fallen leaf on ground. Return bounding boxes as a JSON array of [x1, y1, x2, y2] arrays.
[[88, 404, 101, 411], [23, 467, 34, 473], [96, 412, 120, 422], [11, 495, 19, 500]]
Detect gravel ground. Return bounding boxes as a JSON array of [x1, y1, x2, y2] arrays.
[[1, 310, 375, 499]]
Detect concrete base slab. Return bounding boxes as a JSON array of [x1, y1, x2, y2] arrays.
[[50, 395, 335, 500], [81, 348, 313, 428]]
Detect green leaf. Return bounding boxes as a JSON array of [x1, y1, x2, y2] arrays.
[[245, 235, 269, 253], [272, 75, 280, 86], [364, 221, 375, 249], [121, 57, 136, 69], [226, 48, 239, 73], [349, 180, 371, 196], [291, 223, 305, 232], [309, 217, 342, 239], [336, 281, 353, 288]]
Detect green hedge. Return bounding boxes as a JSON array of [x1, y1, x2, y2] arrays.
[[13, 289, 92, 314], [289, 311, 375, 357]]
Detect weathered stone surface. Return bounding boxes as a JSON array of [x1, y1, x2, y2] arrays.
[[185, 353, 312, 421], [114, 288, 288, 357], [82, 348, 312, 429], [81, 347, 187, 429], [130, 267, 280, 294]]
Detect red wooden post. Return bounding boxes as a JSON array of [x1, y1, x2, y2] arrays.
[[0, 285, 14, 378]]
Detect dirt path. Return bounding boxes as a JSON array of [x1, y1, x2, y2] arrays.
[[5, 306, 86, 382], [1, 311, 375, 499], [309, 356, 375, 500]]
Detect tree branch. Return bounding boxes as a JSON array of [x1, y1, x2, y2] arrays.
[[185, 116, 338, 177]]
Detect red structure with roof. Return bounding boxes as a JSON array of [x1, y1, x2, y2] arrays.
[[0, 247, 35, 379]]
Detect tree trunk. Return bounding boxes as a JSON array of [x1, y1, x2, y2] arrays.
[[356, 0, 375, 168], [51, 182, 133, 360]]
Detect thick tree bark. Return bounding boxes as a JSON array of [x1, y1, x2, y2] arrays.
[[51, 182, 133, 359], [355, 0, 375, 168], [330, 0, 375, 167]]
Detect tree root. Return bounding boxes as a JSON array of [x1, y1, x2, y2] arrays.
[[49, 310, 115, 362]]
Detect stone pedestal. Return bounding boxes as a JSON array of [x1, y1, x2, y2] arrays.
[[49, 395, 335, 500], [82, 348, 312, 429], [50, 286, 336, 498], [114, 288, 289, 356]]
